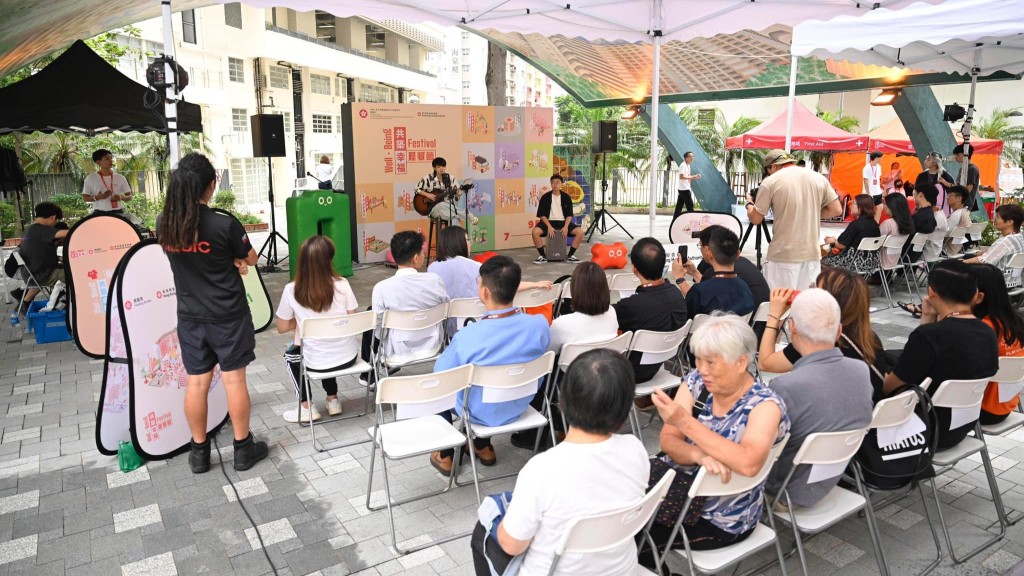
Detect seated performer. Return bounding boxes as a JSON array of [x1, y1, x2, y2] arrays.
[[416, 157, 475, 226]]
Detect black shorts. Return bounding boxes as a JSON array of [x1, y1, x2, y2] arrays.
[[177, 311, 256, 375], [536, 220, 579, 237]]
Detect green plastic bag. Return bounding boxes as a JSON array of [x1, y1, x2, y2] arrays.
[[118, 441, 145, 472]]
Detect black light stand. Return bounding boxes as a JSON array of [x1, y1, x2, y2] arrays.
[[585, 153, 632, 241], [257, 158, 288, 272], [739, 218, 771, 270]]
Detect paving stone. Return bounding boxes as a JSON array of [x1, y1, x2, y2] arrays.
[[224, 476, 270, 502], [0, 490, 38, 515], [107, 466, 151, 489], [120, 551, 177, 576], [114, 503, 162, 533], [245, 518, 298, 550], [0, 534, 36, 565]]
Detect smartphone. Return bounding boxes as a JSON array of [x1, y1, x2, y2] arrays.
[[691, 230, 702, 239], [788, 290, 801, 305], [680, 245, 688, 261]]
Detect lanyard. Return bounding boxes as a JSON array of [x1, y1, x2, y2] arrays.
[[482, 307, 519, 320], [99, 172, 115, 193]]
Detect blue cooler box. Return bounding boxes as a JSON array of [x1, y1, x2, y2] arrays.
[[26, 301, 72, 344]]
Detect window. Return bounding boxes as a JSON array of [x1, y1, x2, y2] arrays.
[[228, 57, 244, 83], [182, 10, 197, 44], [462, 64, 470, 73], [334, 77, 348, 100], [462, 97, 471, 105], [462, 81, 471, 90], [335, 115, 343, 133], [315, 10, 336, 43], [311, 114, 332, 133], [462, 32, 470, 40], [310, 73, 331, 95], [461, 48, 470, 56], [283, 111, 292, 133], [360, 84, 396, 103], [268, 65, 289, 89], [229, 158, 269, 207], [224, 2, 242, 29], [231, 108, 248, 132]]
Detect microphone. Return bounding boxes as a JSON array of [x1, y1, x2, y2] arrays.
[[306, 171, 324, 182], [442, 173, 451, 189]]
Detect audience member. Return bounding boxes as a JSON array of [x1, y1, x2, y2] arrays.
[[903, 180, 917, 213], [760, 268, 892, 400], [944, 186, 973, 255], [614, 238, 688, 384], [361, 230, 449, 381], [970, 263, 1024, 424], [915, 152, 954, 215], [908, 182, 940, 264], [431, 256, 550, 474], [822, 194, 881, 272], [764, 289, 873, 508], [474, 349, 649, 576], [966, 204, 1024, 288], [693, 226, 769, 309], [548, 261, 618, 352], [877, 193, 915, 278], [672, 226, 754, 318], [954, 143, 982, 211], [15, 202, 68, 310], [883, 161, 903, 193], [884, 260, 999, 449], [276, 236, 358, 423], [648, 314, 789, 551], [748, 150, 843, 290]]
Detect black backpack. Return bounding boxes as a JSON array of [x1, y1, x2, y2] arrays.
[[4, 251, 18, 279]]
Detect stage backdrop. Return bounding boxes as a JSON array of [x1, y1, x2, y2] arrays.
[[342, 103, 560, 262]]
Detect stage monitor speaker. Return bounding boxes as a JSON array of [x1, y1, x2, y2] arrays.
[[592, 120, 617, 154], [251, 114, 286, 157]]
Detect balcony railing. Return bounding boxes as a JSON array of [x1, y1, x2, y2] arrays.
[[266, 24, 436, 78]]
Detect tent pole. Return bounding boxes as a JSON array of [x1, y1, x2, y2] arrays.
[[959, 49, 980, 189], [784, 54, 798, 153], [161, 0, 180, 167], [648, 0, 662, 237]]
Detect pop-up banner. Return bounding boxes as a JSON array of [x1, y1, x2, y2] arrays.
[[95, 239, 273, 458], [669, 211, 744, 244], [63, 213, 143, 358]]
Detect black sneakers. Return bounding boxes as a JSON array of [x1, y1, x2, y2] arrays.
[[233, 433, 269, 471], [189, 438, 211, 474]]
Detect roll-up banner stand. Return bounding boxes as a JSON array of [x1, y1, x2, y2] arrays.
[[63, 213, 143, 358], [95, 239, 274, 457], [668, 211, 744, 244]]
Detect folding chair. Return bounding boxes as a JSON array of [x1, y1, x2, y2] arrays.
[[901, 233, 932, 296], [551, 469, 677, 576], [927, 377, 1007, 563], [878, 234, 915, 305], [964, 221, 988, 255], [943, 227, 969, 258], [662, 436, 792, 576], [749, 301, 771, 326], [446, 297, 487, 342], [979, 356, 1024, 525], [771, 429, 888, 576], [295, 312, 377, 452], [848, 235, 887, 280], [10, 250, 51, 314], [364, 364, 479, 554], [375, 301, 450, 382], [548, 332, 633, 443], [680, 314, 711, 372], [454, 351, 557, 494], [626, 322, 692, 441], [553, 280, 571, 319], [1003, 252, 1024, 306], [609, 272, 641, 301], [512, 285, 560, 310]]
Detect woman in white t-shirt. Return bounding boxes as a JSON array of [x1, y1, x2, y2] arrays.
[[475, 349, 650, 576], [548, 261, 618, 352], [276, 235, 358, 423], [82, 148, 132, 213], [315, 155, 334, 190]]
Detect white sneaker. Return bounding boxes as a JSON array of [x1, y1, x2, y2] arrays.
[[283, 405, 322, 423], [326, 398, 343, 416]]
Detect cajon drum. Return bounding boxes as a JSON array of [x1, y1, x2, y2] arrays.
[[545, 229, 567, 261]]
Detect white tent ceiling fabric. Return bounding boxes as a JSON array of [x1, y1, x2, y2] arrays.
[[791, 0, 1024, 75]]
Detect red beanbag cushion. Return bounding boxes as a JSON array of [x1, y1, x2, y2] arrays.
[[472, 251, 499, 264], [591, 242, 628, 269]]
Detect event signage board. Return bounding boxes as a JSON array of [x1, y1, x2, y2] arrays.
[[669, 211, 744, 245], [342, 103, 578, 262], [63, 213, 142, 358]]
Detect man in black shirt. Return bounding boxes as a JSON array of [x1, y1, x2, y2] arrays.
[[691, 225, 769, 308], [16, 202, 68, 311], [614, 237, 688, 383], [673, 226, 754, 318], [884, 259, 998, 449], [532, 174, 583, 263], [954, 143, 982, 211]]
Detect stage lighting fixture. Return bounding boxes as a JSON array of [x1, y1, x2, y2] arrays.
[[870, 87, 901, 106], [943, 103, 966, 122], [621, 105, 644, 120]]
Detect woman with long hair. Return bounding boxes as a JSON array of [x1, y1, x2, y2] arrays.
[[971, 263, 1024, 423], [548, 261, 618, 353], [759, 268, 892, 400], [914, 152, 954, 215], [157, 153, 266, 474], [822, 194, 881, 273], [276, 236, 359, 423], [878, 192, 915, 274]]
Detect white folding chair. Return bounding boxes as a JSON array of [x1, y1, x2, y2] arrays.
[[980, 356, 1024, 525], [771, 429, 888, 576], [965, 221, 989, 253], [626, 322, 692, 440], [455, 351, 557, 494], [943, 227, 969, 258], [878, 234, 915, 305], [927, 377, 1007, 563], [446, 297, 487, 342], [901, 233, 932, 293], [549, 469, 677, 576], [680, 314, 711, 372], [364, 364, 478, 554], [512, 285, 560, 310], [547, 332, 633, 444], [296, 312, 377, 451], [553, 280, 571, 319], [749, 301, 771, 326], [609, 272, 641, 301], [663, 436, 791, 576], [1003, 252, 1024, 304], [376, 301, 450, 379], [848, 235, 887, 279]]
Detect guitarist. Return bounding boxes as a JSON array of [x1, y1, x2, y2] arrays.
[[416, 157, 471, 226]]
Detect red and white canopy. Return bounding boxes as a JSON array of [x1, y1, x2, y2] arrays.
[[726, 101, 867, 151]]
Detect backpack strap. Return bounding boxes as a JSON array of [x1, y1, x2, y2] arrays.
[[692, 383, 710, 418]]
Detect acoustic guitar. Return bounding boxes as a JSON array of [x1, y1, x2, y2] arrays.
[[412, 177, 474, 216]]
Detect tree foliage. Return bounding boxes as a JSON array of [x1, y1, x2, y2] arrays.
[[973, 107, 1024, 169]]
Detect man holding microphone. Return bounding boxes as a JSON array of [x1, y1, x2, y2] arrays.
[[674, 151, 701, 220]]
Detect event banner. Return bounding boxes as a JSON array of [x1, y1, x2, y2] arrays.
[[96, 286, 130, 455], [63, 213, 142, 358], [343, 103, 575, 263], [669, 211, 744, 244], [242, 262, 273, 333]]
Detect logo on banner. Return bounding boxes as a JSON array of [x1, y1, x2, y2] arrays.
[[359, 109, 368, 119], [124, 300, 132, 310]]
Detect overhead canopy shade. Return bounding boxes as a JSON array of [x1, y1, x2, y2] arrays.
[[725, 100, 867, 151], [0, 39, 202, 135], [868, 118, 1004, 155]]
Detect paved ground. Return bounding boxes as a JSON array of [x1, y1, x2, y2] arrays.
[[2, 213, 1024, 575]]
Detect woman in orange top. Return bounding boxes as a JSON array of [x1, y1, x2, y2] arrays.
[[971, 263, 1024, 423]]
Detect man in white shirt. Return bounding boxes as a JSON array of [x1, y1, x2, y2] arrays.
[[82, 149, 132, 214], [674, 151, 701, 221], [862, 152, 884, 214], [966, 204, 1024, 287], [944, 186, 972, 255]]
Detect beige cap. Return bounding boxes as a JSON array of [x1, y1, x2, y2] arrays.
[[763, 149, 797, 168]]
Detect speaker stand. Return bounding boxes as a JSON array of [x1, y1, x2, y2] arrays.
[[739, 220, 771, 270], [257, 158, 288, 272], [585, 153, 632, 241]]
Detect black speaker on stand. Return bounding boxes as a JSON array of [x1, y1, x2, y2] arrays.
[[585, 120, 632, 241], [250, 114, 288, 272]]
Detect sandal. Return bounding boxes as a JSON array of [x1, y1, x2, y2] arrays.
[[897, 301, 922, 318]]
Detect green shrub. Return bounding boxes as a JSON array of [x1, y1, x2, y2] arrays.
[[123, 192, 165, 231], [981, 221, 1000, 247], [0, 201, 16, 239], [49, 194, 90, 224], [236, 212, 265, 225], [212, 190, 237, 213]]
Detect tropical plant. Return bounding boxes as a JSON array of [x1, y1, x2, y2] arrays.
[[722, 116, 766, 184], [0, 201, 16, 239], [122, 191, 165, 231], [807, 108, 861, 173], [973, 107, 1024, 169], [48, 194, 90, 225]]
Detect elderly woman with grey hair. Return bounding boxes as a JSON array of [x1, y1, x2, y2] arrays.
[[648, 313, 791, 551]]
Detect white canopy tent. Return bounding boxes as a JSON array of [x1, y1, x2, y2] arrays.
[[790, 0, 1024, 185]]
